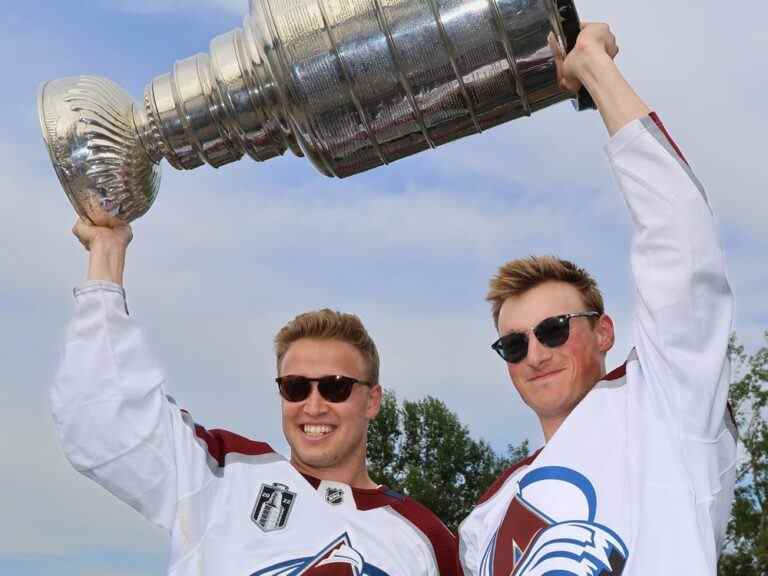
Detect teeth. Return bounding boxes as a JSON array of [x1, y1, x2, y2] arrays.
[[303, 424, 334, 437]]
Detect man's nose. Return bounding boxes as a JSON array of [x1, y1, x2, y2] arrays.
[[525, 334, 553, 367], [303, 384, 328, 415]]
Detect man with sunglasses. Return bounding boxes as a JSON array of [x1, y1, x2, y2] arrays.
[[52, 226, 460, 574], [459, 23, 736, 575]]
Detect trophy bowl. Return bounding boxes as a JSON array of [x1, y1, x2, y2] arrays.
[[38, 76, 160, 224]]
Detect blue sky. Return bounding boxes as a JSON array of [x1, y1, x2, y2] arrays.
[[2, 0, 767, 573]]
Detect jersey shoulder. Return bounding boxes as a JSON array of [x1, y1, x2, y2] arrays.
[[178, 403, 276, 468], [477, 449, 541, 506], [196, 426, 276, 467], [357, 488, 462, 575]]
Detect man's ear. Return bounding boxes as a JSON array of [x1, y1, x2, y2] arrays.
[[366, 384, 382, 420], [596, 314, 615, 354]]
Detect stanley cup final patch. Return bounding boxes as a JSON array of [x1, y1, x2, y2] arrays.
[[252, 483, 296, 532]]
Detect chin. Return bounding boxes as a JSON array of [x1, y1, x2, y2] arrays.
[[527, 395, 576, 419], [298, 456, 334, 470], [294, 445, 340, 469]]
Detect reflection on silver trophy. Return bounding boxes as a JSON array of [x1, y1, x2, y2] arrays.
[[38, 0, 593, 223]]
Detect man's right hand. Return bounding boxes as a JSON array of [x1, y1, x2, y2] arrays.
[[72, 216, 133, 286], [552, 23, 619, 95], [550, 22, 650, 137]]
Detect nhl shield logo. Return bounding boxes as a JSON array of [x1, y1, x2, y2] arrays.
[[252, 483, 296, 532], [325, 487, 344, 505]]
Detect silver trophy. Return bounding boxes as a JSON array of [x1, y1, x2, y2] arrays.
[[39, 0, 592, 223]]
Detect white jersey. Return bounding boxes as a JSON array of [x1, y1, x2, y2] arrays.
[[51, 284, 461, 576], [459, 115, 737, 575]]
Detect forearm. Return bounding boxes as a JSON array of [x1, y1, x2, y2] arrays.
[[86, 241, 127, 285], [72, 216, 132, 285], [578, 51, 651, 137]]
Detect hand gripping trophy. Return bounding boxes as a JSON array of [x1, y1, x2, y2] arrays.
[[39, 0, 593, 224]]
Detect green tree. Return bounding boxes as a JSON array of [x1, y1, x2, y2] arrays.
[[368, 391, 528, 531], [719, 333, 768, 575]]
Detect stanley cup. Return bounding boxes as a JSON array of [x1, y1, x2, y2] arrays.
[[39, 0, 593, 223]]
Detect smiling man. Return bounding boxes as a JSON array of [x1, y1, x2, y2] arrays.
[[51, 224, 460, 575], [491, 273, 611, 442], [276, 317, 382, 487], [459, 23, 737, 576]]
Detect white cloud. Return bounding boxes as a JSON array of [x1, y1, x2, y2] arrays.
[[109, 0, 248, 17]]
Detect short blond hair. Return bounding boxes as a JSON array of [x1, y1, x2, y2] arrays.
[[274, 309, 380, 385], [487, 256, 604, 327]]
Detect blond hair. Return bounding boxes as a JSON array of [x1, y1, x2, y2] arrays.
[[274, 309, 380, 385], [487, 256, 604, 327]]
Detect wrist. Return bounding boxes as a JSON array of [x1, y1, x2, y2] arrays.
[[87, 241, 127, 285], [572, 48, 616, 88], [574, 53, 651, 137]]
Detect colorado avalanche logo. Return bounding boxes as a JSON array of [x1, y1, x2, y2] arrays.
[[251, 533, 389, 576], [480, 466, 629, 576]]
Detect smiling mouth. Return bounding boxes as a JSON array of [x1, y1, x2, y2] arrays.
[[301, 424, 336, 438], [529, 369, 564, 383]]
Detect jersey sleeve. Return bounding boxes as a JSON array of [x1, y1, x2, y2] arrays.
[[605, 114, 735, 440], [50, 282, 231, 530], [458, 522, 479, 576], [389, 496, 463, 576]]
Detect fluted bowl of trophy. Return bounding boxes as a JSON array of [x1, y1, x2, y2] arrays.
[[38, 76, 160, 223]]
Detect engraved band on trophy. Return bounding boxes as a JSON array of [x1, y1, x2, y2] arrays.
[[38, 0, 593, 224]]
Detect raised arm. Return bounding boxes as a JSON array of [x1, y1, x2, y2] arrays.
[[51, 219, 235, 531], [561, 26, 734, 439]]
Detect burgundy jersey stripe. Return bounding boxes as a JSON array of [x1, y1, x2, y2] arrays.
[[352, 486, 402, 509], [476, 448, 542, 506], [649, 112, 688, 165], [192, 425, 274, 467], [603, 363, 627, 382], [301, 473, 322, 489]]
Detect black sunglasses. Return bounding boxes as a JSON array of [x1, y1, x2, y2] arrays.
[[491, 311, 600, 364], [276, 375, 370, 403]]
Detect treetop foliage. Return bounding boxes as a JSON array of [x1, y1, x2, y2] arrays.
[[368, 391, 528, 532], [719, 333, 768, 575]]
